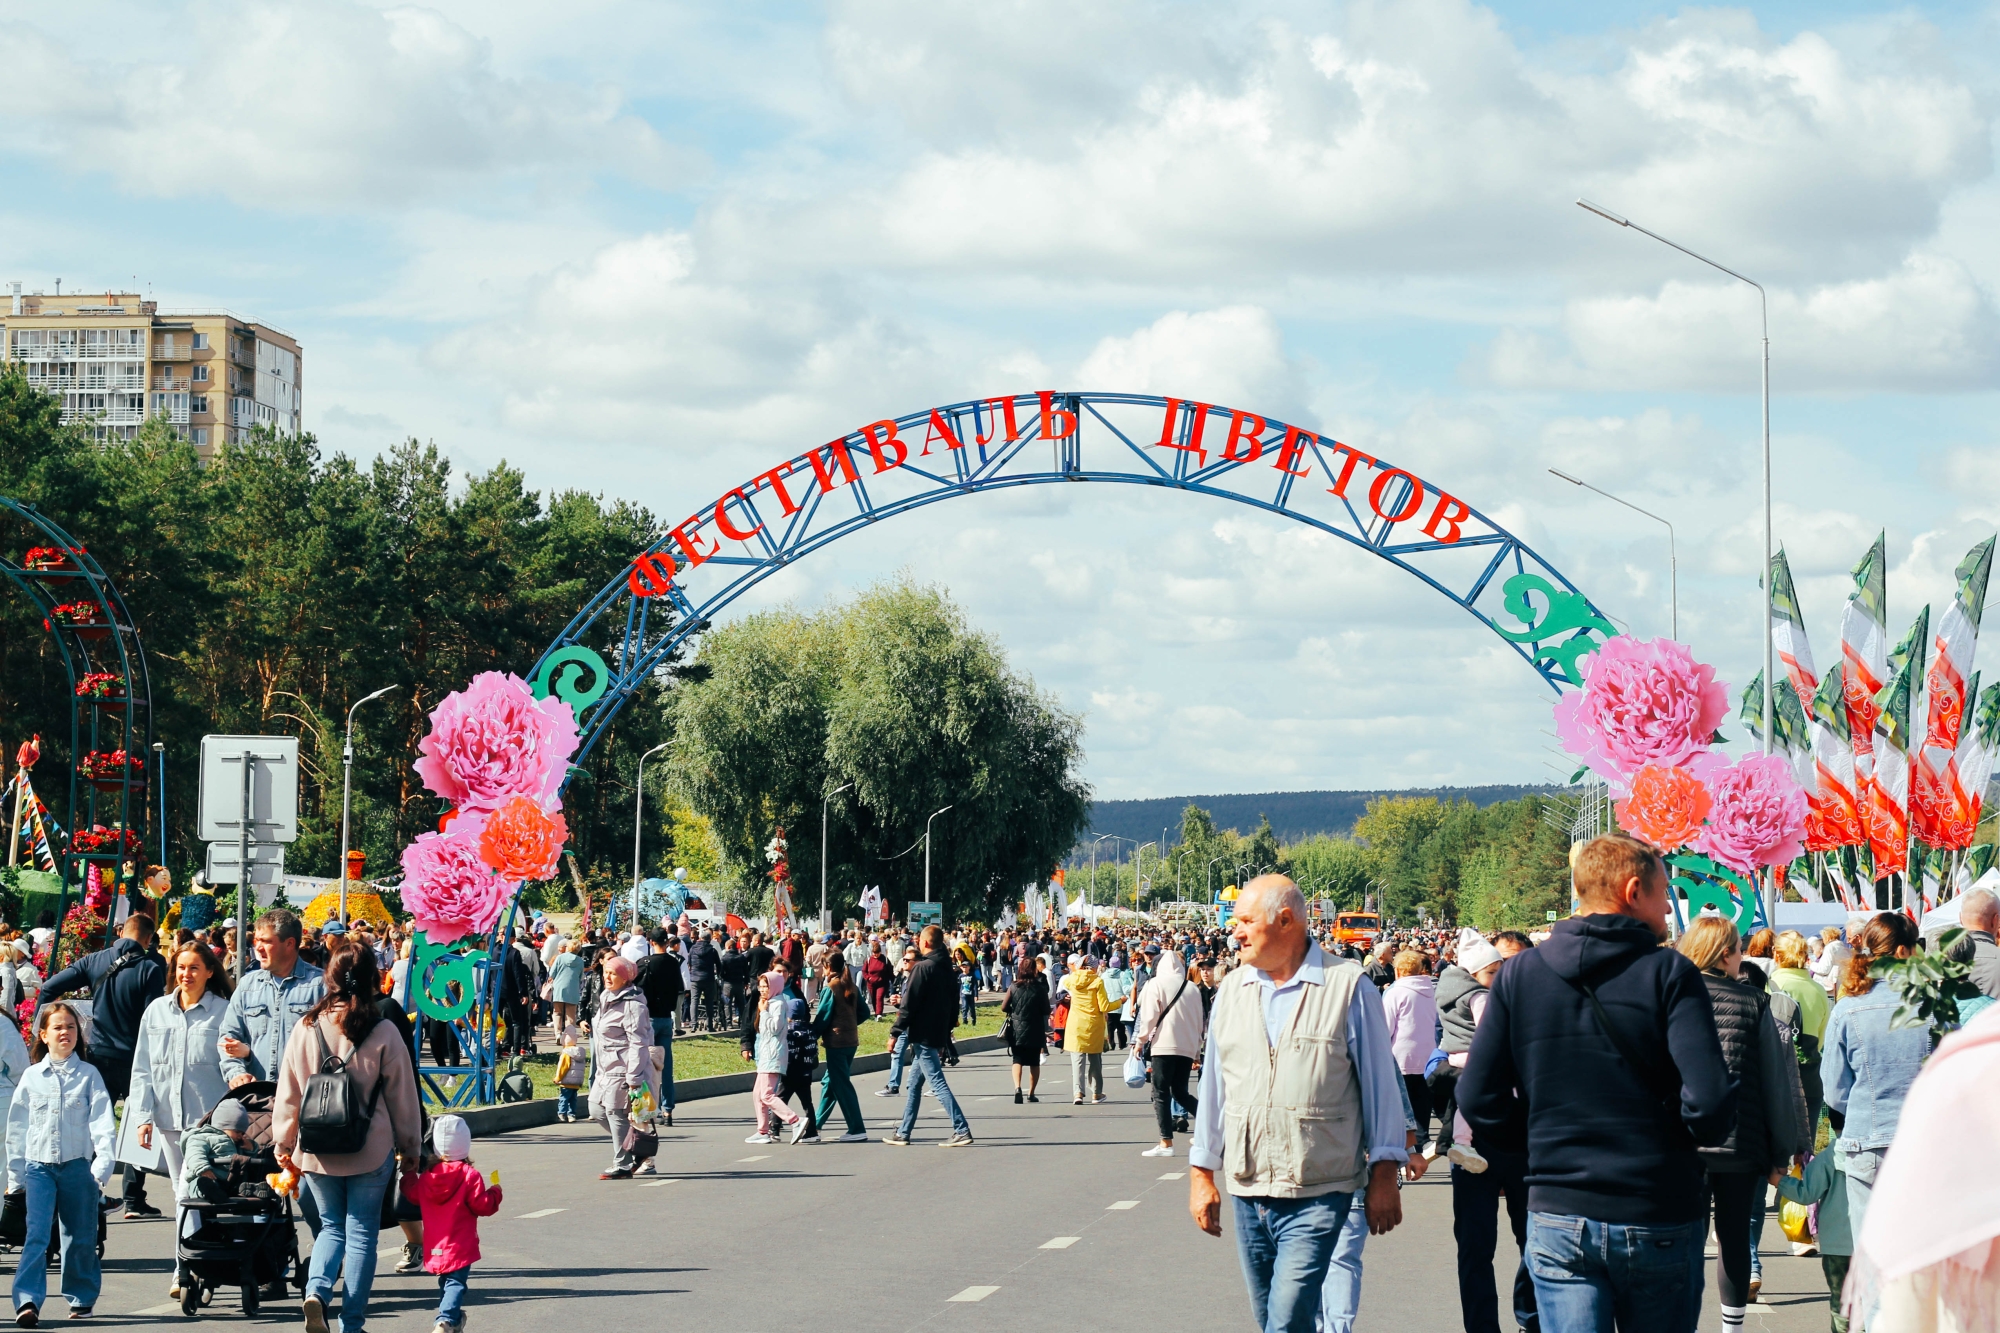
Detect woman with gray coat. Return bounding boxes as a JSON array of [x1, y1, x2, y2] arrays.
[[586, 953, 655, 1179]]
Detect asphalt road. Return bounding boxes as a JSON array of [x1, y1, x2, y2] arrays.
[[81, 1047, 1835, 1331]]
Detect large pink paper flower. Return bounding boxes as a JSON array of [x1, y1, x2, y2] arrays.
[[1690, 752, 1809, 875], [1554, 636, 1728, 791], [399, 817, 517, 943], [413, 671, 580, 813]]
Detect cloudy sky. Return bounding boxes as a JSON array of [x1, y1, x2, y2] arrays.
[[5, 0, 1997, 802]]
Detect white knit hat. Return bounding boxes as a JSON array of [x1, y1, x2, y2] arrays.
[[431, 1114, 471, 1162], [1457, 927, 1502, 974]]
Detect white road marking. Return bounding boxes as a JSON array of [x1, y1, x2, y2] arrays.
[[130, 1304, 184, 1317], [947, 1286, 1000, 1302], [637, 1179, 680, 1187], [516, 1208, 566, 1219], [1158, 1172, 1185, 1180], [1040, 1236, 1080, 1249], [738, 1155, 770, 1162], [1106, 1200, 1139, 1210]]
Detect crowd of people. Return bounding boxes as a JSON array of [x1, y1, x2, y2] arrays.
[[2, 852, 1997, 1332]]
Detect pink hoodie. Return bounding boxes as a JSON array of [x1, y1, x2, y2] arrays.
[[407, 1159, 502, 1274]]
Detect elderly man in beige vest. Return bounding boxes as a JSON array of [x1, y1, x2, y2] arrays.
[[1187, 876, 1409, 1333]]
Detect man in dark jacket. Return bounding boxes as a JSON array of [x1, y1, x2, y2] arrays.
[[40, 911, 168, 1213], [637, 928, 686, 1120], [887, 926, 972, 1146], [1458, 834, 1735, 1333], [498, 928, 538, 1055], [685, 929, 722, 1031], [718, 935, 751, 1028]]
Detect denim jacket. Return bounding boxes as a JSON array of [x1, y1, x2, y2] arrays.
[[6, 1054, 116, 1185], [130, 990, 232, 1132], [1824, 982, 1932, 1151], [217, 960, 325, 1084]]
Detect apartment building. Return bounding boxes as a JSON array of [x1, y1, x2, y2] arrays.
[[1, 284, 302, 451]]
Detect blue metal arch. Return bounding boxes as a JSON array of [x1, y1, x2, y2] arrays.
[[533, 391, 1615, 763]]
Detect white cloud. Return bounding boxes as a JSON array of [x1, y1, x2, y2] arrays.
[[1075, 307, 1304, 414], [721, 0, 1987, 291], [2, 1, 688, 210], [1473, 253, 2000, 392]]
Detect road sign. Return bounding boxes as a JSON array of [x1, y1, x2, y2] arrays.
[[908, 901, 943, 929], [198, 736, 300, 844], [1546, 910, 1559, 921], [205, 841, 286, 885]]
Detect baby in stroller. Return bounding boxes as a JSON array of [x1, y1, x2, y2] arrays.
[[174, 1083, 305, 1318]]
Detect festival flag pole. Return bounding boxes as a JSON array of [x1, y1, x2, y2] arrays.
[[1872, 606, 1929, 911], [1910, 537, 1994, 899]]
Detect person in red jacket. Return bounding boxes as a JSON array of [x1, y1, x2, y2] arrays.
[[405, 1115, 502, 1333]]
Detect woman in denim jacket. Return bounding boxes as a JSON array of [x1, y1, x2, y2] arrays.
[[129, 940, 233, 1301], [1824, 912, 1932, 1241], [7, 1002, 116, 1324]]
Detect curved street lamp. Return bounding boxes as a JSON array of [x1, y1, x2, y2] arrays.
[[339, 685, 397, 926], [632, 742, 671, 928]]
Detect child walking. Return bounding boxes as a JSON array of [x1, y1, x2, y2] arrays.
[[554, 1026, 586, 1123], [1774, 1150, 1852, 1332], [7, 1002, 115, 1325], [406, 1115, 502, 1333], [745, 972, 804, 1145]]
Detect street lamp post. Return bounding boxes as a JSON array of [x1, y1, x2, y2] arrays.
[[1548, 468, 1678, 639], [1091, 834, 1133, 921], [923, 805, 953, 904], [1580, 198, 1773, 919], [1205, 854, 1228, 901], [338, 686, 396, 926], [632, 742, 671, 929], [151, 741, 166, 866], [1132, 841, 1158, 911], [821, 781, 854, 934]]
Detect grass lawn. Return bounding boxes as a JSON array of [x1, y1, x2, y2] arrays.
[[441, 998, 1007, 1105]]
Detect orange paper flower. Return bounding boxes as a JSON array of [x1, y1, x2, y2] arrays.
[[477, 795, 568, 881], [1614, 763, 1712, 851]]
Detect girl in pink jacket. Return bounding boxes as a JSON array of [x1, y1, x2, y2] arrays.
[[406, 1115, 502, 1333]]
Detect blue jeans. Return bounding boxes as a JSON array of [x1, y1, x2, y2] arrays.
[[12, 1158, 100, 1312], [1525, 1212, 1703, 1333], [1316, 1191, 1367, 1333], [303, 1155, 396, 1333], [556, 1086, 579, 1117], [885, 1031, 909, 1091], [436, 1267, 470, 1328], [897, 1043, 970, 1140], [1231, 1191, 1352, 1333], [651, 1018, 676, 1110]]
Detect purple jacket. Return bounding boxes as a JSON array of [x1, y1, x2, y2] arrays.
[[1383, 974, 1438, 1075]]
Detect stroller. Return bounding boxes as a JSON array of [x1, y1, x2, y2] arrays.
[[176, 1082, 306, 1318]]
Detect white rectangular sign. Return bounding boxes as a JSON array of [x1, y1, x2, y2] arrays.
[[205, 842, 286, 885], [197, 735, 300, 844]]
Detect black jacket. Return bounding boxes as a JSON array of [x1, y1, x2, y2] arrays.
[[890, 949, 959, 1048], [1002, 976, 1050, 1046], [41, 937, 166, 1061], [636, 950, 686, 1020], [1699, 971, 1773, 1173], [685, 940, 719, 983], [1458, 914, 1736, 1225], [718, 947, 750, 989]]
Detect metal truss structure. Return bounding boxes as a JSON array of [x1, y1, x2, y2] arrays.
[[533, 391, 1616, 763]]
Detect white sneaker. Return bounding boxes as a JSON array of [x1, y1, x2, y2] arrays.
[[836, 1131, 870, 1143], [789, 1119, 813, 1145], [744, 1133, 775, 1144], [635, 1161, 657, 1175], [1141, 1145, 1175, 1158], [873, 1088, 899, 1097], [1446, 1142, 1489, 1174]]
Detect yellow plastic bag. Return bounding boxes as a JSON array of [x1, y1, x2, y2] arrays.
[[1779, 1198, 1814, 1243]]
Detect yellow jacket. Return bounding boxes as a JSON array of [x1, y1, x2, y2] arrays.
[[1062, 968, 1111, 1054]]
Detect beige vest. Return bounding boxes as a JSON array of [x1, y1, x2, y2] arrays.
[[1211, 958, 1366, 1199]]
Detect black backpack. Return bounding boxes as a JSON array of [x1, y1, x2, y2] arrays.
[[298, 1021, 386, 1156]]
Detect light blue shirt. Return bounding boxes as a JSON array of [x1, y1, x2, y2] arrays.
[[1189, 942, 1410, 1175], [7, 1054, 116, 1186], [129, 990, 232, 1132], [217, 958, 325, 1084]]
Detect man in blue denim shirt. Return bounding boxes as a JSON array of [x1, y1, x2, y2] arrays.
[[217, 909, 325, 1087]]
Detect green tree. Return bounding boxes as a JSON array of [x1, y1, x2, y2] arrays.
[[668, 578, 1090, 924]]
